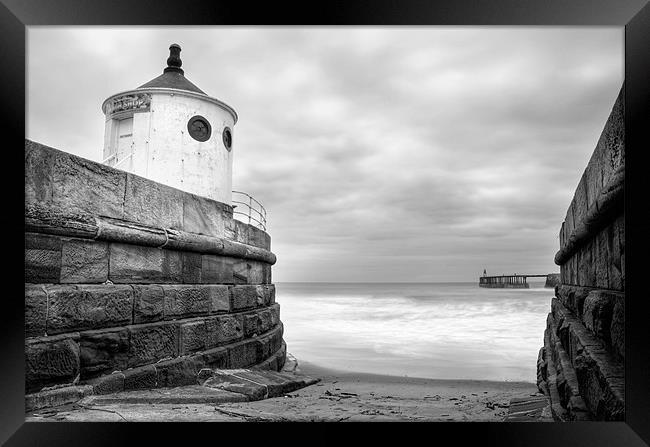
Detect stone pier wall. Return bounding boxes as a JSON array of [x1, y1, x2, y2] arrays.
[[544, 274, 560, 288], [24, 140, 285, 397], [536, 86, 624, 421]]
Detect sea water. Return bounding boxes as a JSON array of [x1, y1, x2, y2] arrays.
[[275, 282, 553, 383]]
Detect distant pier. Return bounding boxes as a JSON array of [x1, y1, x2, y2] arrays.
[[479, 274, 554, 289]]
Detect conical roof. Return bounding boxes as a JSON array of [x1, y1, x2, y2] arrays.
[[137, 44, 206, 95]]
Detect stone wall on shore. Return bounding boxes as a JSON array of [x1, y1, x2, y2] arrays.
[[544, 274, 560, 288], [536, 86, 624, 421], [24, 140, 285, 396]]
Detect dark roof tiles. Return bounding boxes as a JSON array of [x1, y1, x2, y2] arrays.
[[137, 71, 206, 95]]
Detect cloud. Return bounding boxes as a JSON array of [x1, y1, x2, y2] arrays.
[[27, 27, 623, 281]]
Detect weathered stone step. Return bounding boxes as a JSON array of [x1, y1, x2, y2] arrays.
[[203, 368, 320, 401], [83, 385, 247, 405], [26, 367, 320, 413], [67, 369, 319, 408], [504, 395, 553, 422]]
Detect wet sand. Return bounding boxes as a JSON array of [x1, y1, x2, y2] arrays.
[[26, 360, 544, 422]]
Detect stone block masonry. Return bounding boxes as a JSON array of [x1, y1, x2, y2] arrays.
[[536, 86, 625, 421], [24, 140, 285, 397]]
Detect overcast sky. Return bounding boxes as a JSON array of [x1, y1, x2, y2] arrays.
[[27, 27, 623, 282]]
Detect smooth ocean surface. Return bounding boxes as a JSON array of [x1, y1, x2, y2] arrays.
[[275, 282, 552, 383]]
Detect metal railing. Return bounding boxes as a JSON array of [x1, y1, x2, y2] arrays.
[[102, 152, 133, 171], [232, 190, 267, 231]]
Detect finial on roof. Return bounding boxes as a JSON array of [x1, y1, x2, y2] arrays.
[[164, 44, 184, 75]]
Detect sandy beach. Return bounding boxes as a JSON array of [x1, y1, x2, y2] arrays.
[[26, 359, 546, 422], [207, 361, 543, 422]]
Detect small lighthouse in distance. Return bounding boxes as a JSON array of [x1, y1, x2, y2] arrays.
[[101, 44, 238, 205]]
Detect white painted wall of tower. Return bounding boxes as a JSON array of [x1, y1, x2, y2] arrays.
[[103, 89, 236, 204]]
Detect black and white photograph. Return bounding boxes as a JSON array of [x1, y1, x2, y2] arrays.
[[23, 24, 628, 424]]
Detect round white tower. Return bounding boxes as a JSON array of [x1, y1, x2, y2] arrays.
[[101, 44, 237, 204]]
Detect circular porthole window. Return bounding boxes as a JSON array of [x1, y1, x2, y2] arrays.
[[222, 127, 233, 151], [187, 115, 211, 142]]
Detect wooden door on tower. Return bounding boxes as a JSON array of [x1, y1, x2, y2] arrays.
[[116, 117, 133, 166]]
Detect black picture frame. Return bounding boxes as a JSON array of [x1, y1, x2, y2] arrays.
[[2, 0, 649, 445]]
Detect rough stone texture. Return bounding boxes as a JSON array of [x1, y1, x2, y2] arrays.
[[556, 190, 624, 291], [205, 369, 303, 401], [261, 284, 276, 305], [271, 323, 284, 355], [24, 140, 284, 395], [109, 243, 183, 284], [569, 255, 577, 285], [25, 285, 47, 337], [232, 220, 249, 246], [586, 244, 597, 287], [205, 314, 244, 348], [28, 207, 275, 265], [162, 285, 211, 320], [555, 285, 590, 321], [25, 140, 127, 218], [255, 325, 283, 362], [610, 297, 625, 361], [60, 238, 109, 283], [544, 274, 560, 288], [269, 304, 281, 327], [607, 216, 624, 291], [179, 320, 207, 354], [581, 290, 618, 343], [574, 353, 624, 421], [231, 285, 261, 311], [96, 218, 167, 248], [25, 333, 80, 393], [550, 336, 581, 410], [183, 192, 229, 238], [197, 368, 215, 384], [87, 372, 125, 395], [123, 172, 184, 230], [181, 252, 202, 284], [254, 335, 273, 362], [199, 347, 229, 370], [132, 285, 164, 324], [536, 347, 546, 393], [201, 255, 234, 284], [46, 285, 133, 334], [594, 230, 609, 289], [232, 220, 271, 251], [127, 322, 179, 368], [203, 371, 265, 400], [254, 350, 279, 372], [25, 202, 98, 240], [233, 260, 268, 285], [123, 365, 157, 390], [155, 357, 202, 388], [25, 385, 93, 412], [228, 340, 260, 369], [25, 232, 62, 283], [206, 285, 230, 313], [618, 214, 625, 291], [276, 341, 287, 370], [564, 203, 575, 239], [79, 327, 130, 378], [537, 87, 624, 422], [250, 227, 271, 251], [25, 140, 56, 205], [249, 261, 267, 284], [572, 177, 589, 230], [243, 309, 274, 338], [541, 298, 624, 421], [576, 245, 592, 287]]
